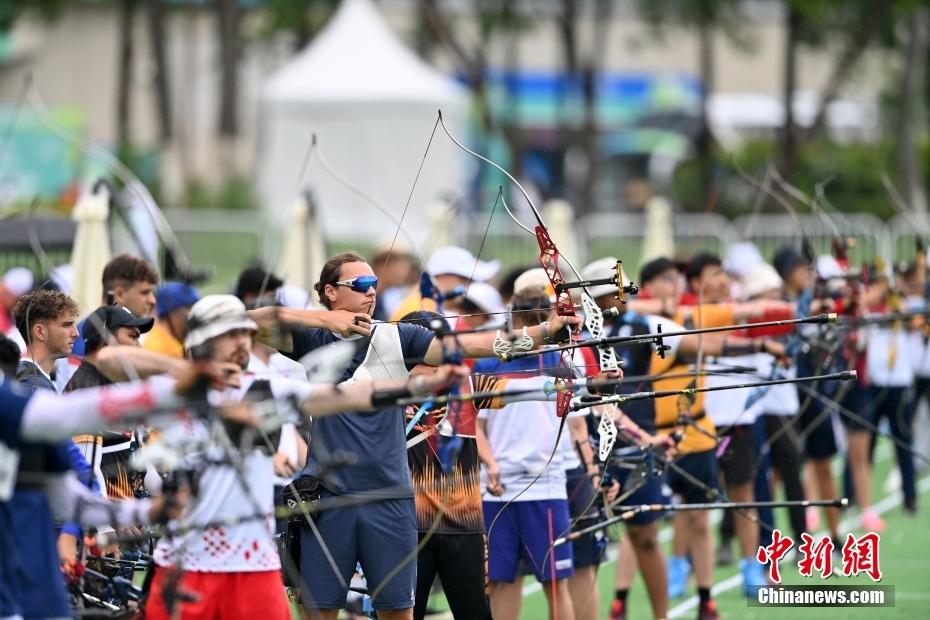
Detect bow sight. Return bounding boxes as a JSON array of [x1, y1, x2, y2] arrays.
[[554, 260, 640, 303]]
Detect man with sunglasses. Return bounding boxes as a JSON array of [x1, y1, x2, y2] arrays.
[[247, 251, 581, 620]]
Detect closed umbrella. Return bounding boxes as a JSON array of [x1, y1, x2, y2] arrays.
[[280, 192, 327, 290], [306, 193, 327, 287], [427, 201, 455, 255], [641, 195, 675, 265], [70, 187, 112, 316], [280, 195, 308, 290]]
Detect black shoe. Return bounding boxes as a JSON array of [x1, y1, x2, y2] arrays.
[[904, 497, 918, 514]]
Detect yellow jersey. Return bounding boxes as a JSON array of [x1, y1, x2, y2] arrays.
[[142, 322, 184, 358], [651, 305, 735, 454]]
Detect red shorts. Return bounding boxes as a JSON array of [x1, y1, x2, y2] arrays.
[[144, 567, 291, 620]]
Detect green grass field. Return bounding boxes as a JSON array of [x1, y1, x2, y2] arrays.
[[414, 437, 927, 620]]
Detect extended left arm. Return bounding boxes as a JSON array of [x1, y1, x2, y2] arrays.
[[422, 315, 584, 365]]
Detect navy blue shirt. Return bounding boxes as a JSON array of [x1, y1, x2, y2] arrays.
[[606, 312, 658, 434], [0, 374, 72, 619], [284, 323, 435, 498]]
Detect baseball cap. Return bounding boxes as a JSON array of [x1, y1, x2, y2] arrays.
[[185, 295, 258, 350], [157, 282, 201, 317], [462, 282, 505, 316], [513, 268, 556, 302], [580, 257, 625, 299], [276, 284, 311, 310], [83, 305, 154, 348], [427, 247, 500, 282]]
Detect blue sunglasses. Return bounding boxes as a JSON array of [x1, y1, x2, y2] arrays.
[[335, 275, 379, 293]]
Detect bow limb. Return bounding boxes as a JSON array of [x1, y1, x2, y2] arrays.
[[731, 157, 809, 244], [313, 136, 431, 269], [438, 111, 543, 233], [25, 78, 192, 279], [770, 166, 844, 240], [442, 117, 628, 456]]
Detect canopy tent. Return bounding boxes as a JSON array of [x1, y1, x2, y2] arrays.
[[257, 0, 467, 246]]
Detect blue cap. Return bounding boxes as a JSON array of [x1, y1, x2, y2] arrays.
[[157, 282, 200, 317]]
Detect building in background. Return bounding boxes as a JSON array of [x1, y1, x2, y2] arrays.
[[0, 0, 896, 222]]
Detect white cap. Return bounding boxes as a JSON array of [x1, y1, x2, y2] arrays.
[[2, 267, 34, 297], [277, 285, 311, 310], [185, 294, 258, 350], [581, 257, 625, 299], [513, 268, 556, 302], [372, 237, 414, 259], [50, 264, 73, 295], [463, 282, 505, 316], [427, 246, 500, 282], [723, 242, 764, 277], [739, 263, 784, 300], [817, 255, 845, 280]]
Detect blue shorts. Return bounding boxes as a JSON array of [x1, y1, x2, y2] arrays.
[[299, 492, 417, 611], [800, 391, 839, 460], [483, 499, 574, 583], [608, 458, 667, 525], [667, 449, 719, 504]]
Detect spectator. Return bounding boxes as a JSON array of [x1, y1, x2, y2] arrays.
[[235, 265, 284, 305], [66, 305, 154, 391], [144, 282, 200, 358], [71, 254, 159, 357], [13, 290, 80, 392]]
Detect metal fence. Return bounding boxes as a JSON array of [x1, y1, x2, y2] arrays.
[[162, 209, 279, 294], [2, 209, 928, 293]]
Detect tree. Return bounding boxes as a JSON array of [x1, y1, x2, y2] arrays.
[[0, 0, 71, 33], [801, 0, 897, 143], [635, 0, 745, 204], [117, 0, 135, 148], [259, 0, 339, 52], [216, 0, 240, 140], [555, 0, 612, 214], [780, 0, 896, 176], [147, 0, 172, 142], [417, 0, 534, 208], [897, 4, 929, 215]]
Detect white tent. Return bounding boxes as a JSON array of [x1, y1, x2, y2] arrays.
[[258, 0, 467, 245]]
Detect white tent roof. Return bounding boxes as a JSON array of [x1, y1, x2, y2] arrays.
[[264, 0, 463, 103]]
